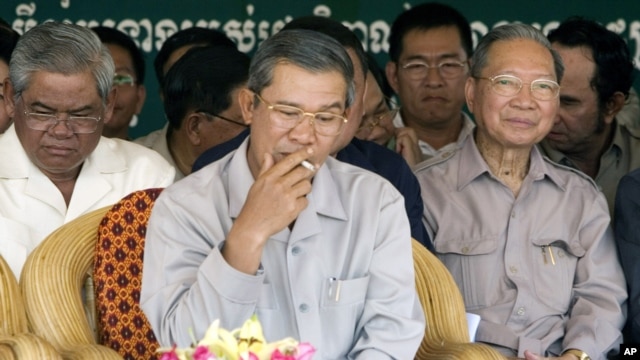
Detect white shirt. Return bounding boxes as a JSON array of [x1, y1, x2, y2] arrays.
[[0, 124, 175, 277]]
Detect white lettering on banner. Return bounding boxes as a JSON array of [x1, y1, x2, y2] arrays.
[[8, 2, 640, 69]]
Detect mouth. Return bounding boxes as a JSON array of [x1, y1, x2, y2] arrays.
[[44, 145, 75, 156], [422, 95, 447, 102], [506, 117, 535, 128]]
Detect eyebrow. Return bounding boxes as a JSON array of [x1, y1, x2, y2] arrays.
[[277, 99, 345, 112], [28, 100, 95, 114], [403, 53, 465, 62]]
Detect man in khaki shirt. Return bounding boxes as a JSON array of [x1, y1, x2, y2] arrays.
[[415, 23, 626, 359], [539, 17, 640, 215]]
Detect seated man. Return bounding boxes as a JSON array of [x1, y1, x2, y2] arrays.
[[141, 29, 425, 359], [192, 15, 432, 251], [385, 3, 476, 167], [135, 27, 240, 181], [92, 26, 147, 140], [159, 45, 249, 179], [0, 22, 174, 277], [540, 17, 640, 215], [614, 169, 640, 342], [0, 20, 19, 133], [414, 23, 626, 359]]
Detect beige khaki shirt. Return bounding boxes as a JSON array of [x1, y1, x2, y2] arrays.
[[414, 136, 626, 359]]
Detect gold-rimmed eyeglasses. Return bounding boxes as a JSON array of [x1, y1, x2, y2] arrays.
[[474, 74, 560, 101], [401, 60, 467, 80], [357, 100, 399, 136], [253, 92, 347, 136], [21, 96, 102, 134]]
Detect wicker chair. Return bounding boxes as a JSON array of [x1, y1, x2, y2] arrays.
[[20, 205, 121, 359], [20, 188, 165, 360], [412, 239, 506, 359], [0, 253, 61, 359]]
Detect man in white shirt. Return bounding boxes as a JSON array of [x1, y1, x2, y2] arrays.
[[0, 22, 174, 278]]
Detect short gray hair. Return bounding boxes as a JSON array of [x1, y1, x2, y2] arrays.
[[9, 21, 114, 104], [247, 29, 355, 108], [470, 23, 564, 83]]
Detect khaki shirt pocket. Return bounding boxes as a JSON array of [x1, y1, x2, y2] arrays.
[[530, 238, 585, 312], [435, 237, 498, 309]]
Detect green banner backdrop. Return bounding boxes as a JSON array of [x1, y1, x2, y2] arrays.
[[3, 0, 640, 138]]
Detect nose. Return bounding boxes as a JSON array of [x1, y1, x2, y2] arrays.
[[423, 66, 444, 87], [510, 85, 536, 109], [48, 116, 75, 138], [288, 114, 316, 143]]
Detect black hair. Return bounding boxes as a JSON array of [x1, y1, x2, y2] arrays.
[[388, 2, 472, 62], [548, 16, 634, 109], [366, 52, 393, 102], [163, 45, 249, 131], [0, 19, 19, 66], [92, 26, 146, 84], [154, 27, 236, 87]]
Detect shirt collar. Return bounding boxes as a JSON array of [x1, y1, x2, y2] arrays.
[[457, 135, 565, 192]]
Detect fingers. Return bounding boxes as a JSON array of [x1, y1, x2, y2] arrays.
[[266, 147, 317, 178]]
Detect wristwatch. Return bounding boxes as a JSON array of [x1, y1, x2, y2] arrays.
[[563, 349, 591, 360]]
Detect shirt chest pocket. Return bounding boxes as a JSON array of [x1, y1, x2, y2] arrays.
[[530, 238, 585, 312], [434, 237, 499, 309]]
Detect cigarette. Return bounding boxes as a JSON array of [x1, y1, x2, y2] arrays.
[[300, 160, 316, 172]]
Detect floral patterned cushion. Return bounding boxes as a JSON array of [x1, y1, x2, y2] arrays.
[[94, 188, 164, 360]]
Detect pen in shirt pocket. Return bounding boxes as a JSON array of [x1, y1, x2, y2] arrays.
[[541, 245, 556, 265], [328, 277, 342, 301]]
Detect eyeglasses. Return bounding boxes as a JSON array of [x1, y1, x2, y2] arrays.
[[357, 101, 399, 136], [113, 73, 136, 87], [474, 74, 560, 101], [253, 92, 347, 136], [21, 97, 102, 134], [199, 111, 248, 127], [400, 60, 467, 80]]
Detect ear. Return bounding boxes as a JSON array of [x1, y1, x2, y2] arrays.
[[134, 84, 147, 114], [103, 87, 117, 125], [239, 88, 256, 126], [464, 77, 477, 113], [604, 91, 626, 125], [3, 80, 17, 118], [185, 112, 206, 146], [385, 61, 400, 94]]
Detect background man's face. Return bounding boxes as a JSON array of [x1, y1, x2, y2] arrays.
[[388, 26, 469, 128], [544, 44, 605, 155]]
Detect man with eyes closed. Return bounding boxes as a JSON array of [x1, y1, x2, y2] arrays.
[[414, 23, 626, 360], [0, 22, 174, 278]]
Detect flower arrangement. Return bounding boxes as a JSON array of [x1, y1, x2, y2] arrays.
[[158, 314, 316, 360]]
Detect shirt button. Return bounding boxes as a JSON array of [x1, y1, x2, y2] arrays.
[[291, 246, 301, 255], [509, 266, 518, 274], [517, 307, 525, 316], [511, 211, 516, 218], [299, 303, 309, 313], [461, 246, 469, 254]]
